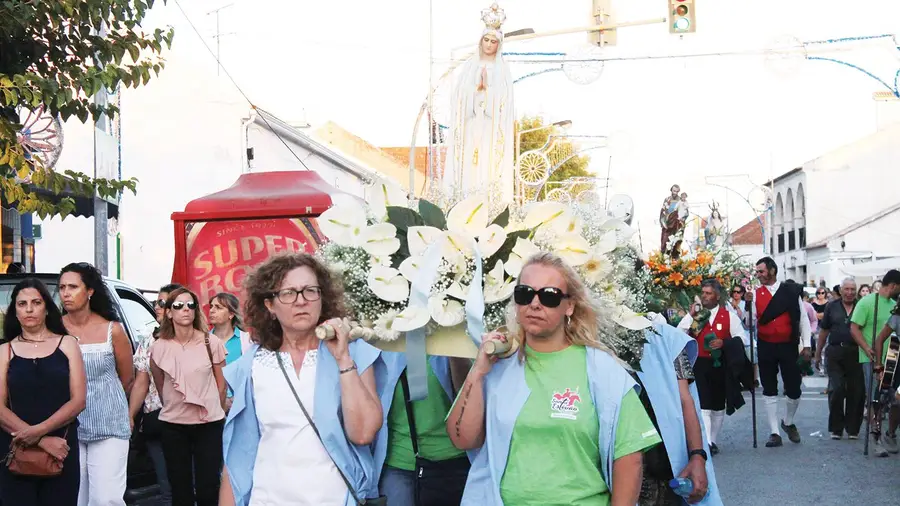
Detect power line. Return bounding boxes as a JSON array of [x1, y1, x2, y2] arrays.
[[171, 0, 311, 171]]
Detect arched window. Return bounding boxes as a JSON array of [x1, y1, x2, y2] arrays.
[[786, 188, 796, 250], [796, 184, 807, 247], [775, 193, 785, 254]]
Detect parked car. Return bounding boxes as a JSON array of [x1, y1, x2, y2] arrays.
[[0, 273, 160, 504]]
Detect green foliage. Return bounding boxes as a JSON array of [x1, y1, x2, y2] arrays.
[[418, 199, 446, 230], [0, 0, 173, 219], [515, 115, 593, 201]]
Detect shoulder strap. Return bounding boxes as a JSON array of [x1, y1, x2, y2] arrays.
[[398, 370, 420, 456], [106, 322, 114, 343], [204, 333, 216, 366], [874, 294, 880, 347], [275, 351, 365, 505]]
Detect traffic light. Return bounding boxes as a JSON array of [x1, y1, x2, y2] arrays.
[[669, 0, 696, 34], [590, 0, 617, 47]]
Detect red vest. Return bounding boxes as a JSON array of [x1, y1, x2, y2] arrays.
[[694, 307, 731, 358], [755, 286, 792, 343]]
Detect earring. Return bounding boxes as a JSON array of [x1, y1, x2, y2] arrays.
[[270, 312, 277, 320], [566, 315, 571, 327]]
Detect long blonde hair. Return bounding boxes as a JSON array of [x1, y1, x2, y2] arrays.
[[506, 251, 620, 361]]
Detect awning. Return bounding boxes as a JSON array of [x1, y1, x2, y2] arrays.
[[2, 184, 118, 219], [171, 170, 345, 222], [839, 257, 900, 277]]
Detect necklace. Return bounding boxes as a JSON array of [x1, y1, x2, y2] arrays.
[[20, 330, 48, 348]]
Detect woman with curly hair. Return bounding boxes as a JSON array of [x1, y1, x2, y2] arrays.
[[449, 252, 661, 505], [220, 253, 384, 506]]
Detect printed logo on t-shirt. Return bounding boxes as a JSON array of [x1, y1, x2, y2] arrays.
[[550, 388, 582, 420]]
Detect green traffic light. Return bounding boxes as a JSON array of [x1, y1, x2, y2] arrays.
[[673, 17, 691, 32]]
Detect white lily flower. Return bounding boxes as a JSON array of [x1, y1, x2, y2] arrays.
[[478, 224, 508, 258], [391, 305, 432, 332], [368, 255, 393, 268], [613, 306, 652, 330], [367, 182, 408, 221], [484, 261, 515, 303], [581, 253, 613, 284], [445, 231, 475, 258], [524, 202, 572, 235], [445, 281, 469, 300], [359, 223, 400, 256], [398, 256, 423, 282], [428, 295, 466, 327], [555, 234, 592, 267], [373, 310, 401, 341], [601, 218, 637, 239], [407, 226, 444, 257], [447, 195, 489, 237], [504, 238, 541, 278], [563, 215, 583, 235], [318, 202, 367, 247], [367, 266, 410, 302], [594, 231, 618, 255]]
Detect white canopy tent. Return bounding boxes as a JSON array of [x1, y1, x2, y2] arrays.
[[839, 257, 900, 278]]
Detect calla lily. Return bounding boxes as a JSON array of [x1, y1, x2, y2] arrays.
[[398, 256, 423, 282], [428, 295, 466, 327], [447, 195, 489, 237], [601, 218, 637, 239], [391, 305, 432, 332], [407, 226, 444, 257], [505, 238, 541, 278], [367, 266, 409, 302], [445, 281, 469, 301], [478, 224, 507, 258], [562, 214, 583, 235], [359, 223, 401, 256], [367, 182, 408, 221], [318, 202, 367, 246], [369, 255, 392, 268], [554, 234, 592, 267], [594, 231, 618, 255], [445, 231, 475, 258], [613, 307, 652, 331], [523, 202, 572, 235], [484, 261, 515, 303]]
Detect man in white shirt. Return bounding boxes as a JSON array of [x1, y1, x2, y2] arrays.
[[678, 279, 747, 455], [743, 257, 812, 448]]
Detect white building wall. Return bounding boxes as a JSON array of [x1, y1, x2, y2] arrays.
[[34, 48, 367, 290]]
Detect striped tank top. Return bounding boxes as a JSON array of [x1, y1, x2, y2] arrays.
[[78, 322, 131, 442]]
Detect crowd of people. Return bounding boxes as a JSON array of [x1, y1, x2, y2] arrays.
[[0, 253, 897, 506]]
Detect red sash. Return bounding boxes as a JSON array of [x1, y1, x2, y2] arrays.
[[755, 286, 792, 343]]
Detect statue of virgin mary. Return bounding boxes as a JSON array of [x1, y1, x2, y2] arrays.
[[442, 3, 516, 207]]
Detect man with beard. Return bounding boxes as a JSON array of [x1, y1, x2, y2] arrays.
[[744, 257, 812, 447], [678, 279, 747, 455]]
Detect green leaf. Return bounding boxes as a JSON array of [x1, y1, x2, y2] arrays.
[[417, 199, 446, 229], [386, 206, 424, 231], [128, 45, 140, 63], [675, 291, 693, 312], [485, 229, 530, 271], [491, 207, 510, 228]]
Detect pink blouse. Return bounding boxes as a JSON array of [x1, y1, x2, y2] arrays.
[[150, 333, 226, 424]]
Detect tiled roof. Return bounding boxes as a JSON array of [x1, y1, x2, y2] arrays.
[[731, 215, 766, 246]]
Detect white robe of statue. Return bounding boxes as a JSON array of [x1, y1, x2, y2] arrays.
[[443, 28, 515, 207]]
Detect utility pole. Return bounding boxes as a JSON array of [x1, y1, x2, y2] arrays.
[[207, 3, 235, 76], [93, 23, 116, 276]]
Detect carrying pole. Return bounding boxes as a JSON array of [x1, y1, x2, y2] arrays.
[[746, 296, 758, 449]]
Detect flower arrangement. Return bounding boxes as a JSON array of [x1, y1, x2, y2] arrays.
[[315, 182, 652, 359], [645, 245, 753, 314]]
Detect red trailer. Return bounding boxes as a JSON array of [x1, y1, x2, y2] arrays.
[[170, 171, 343, 312]]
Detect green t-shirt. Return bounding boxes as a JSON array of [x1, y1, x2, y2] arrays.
[[499, 345, 661, 506], [850, 293, 896, 363], [385, 360, 465, 471]]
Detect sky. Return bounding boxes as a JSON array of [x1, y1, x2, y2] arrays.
[[37, 0, 900, 285]]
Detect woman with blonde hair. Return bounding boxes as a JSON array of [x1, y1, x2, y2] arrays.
[[448, 252, 661, 505], [220, 253, 384, 506]]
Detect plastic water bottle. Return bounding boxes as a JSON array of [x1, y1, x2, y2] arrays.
[[669, 477, 694, 497]]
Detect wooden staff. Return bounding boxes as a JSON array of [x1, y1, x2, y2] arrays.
[[484, 328, 520, 358], [315, 318, 373, 341], [745, 295, 758, 449]]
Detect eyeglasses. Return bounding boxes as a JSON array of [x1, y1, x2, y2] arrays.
[[272, 286, 322, 304], [154, 299, 167, 308], [513, 285, 570, 308], [170, 301, 197, 311], [732, 290, 743, 295], [816, 291, 826, 295]]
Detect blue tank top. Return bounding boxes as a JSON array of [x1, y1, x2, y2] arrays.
[[77, 323, 131, 442]]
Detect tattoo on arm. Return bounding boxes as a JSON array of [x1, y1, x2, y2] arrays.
[[455, 383, 473, 438]]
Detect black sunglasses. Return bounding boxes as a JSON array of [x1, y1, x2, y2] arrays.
[[513, 285, 570, 308], [170, 301, 197, 311], [154, 299, 167, 308]]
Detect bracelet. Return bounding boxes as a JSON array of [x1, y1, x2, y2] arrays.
[[339, 363, 358, 375]]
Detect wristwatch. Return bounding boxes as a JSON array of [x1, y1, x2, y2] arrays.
[[688, 449, 708, 461]]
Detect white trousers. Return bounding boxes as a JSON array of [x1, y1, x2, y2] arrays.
[[78, 437, 129, 506]]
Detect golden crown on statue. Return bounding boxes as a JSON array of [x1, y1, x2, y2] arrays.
[[481, 2, 506, 30]]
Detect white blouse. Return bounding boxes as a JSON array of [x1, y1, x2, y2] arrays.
[[249, 348, 348, 506]]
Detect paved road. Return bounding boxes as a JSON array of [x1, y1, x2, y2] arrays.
[[133, 378, 900, 506], [713, 376, 900, 505]]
